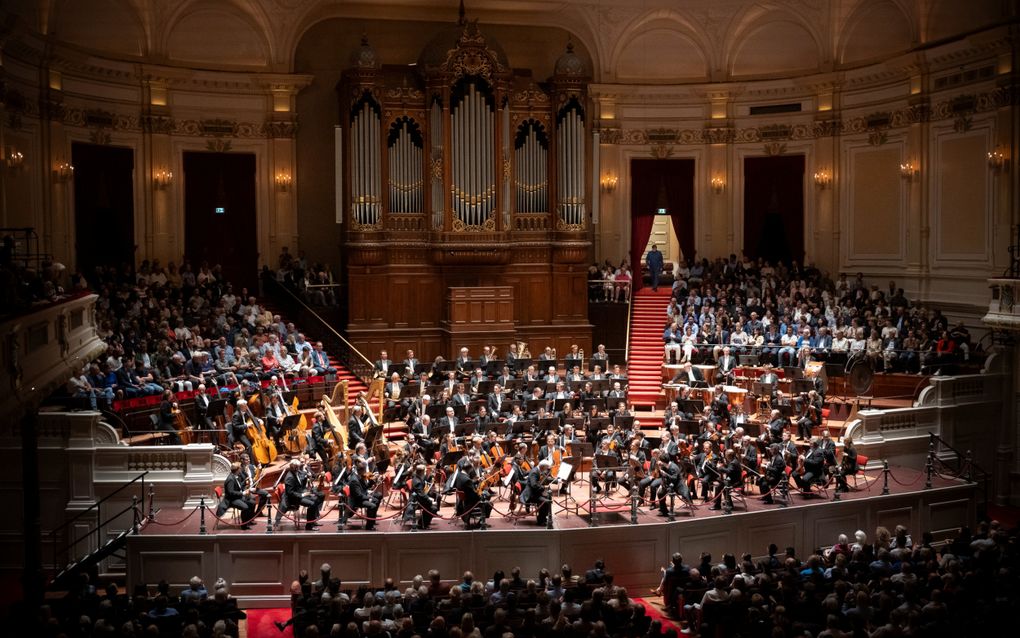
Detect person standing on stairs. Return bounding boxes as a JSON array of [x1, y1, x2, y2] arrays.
[[647, 244, 664, 292]]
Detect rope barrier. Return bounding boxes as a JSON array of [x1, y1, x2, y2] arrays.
[[145, 505, 204, 527], [885, 469, 925, 487]]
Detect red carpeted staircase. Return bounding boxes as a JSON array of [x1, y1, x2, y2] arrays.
[[626, 288, 673, 408]]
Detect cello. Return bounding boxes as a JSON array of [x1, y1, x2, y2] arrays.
[[242, 407, 277, 465]]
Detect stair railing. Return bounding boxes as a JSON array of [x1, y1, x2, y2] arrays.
[[264, 278, 374, 385], [623, 281, 635, 365], [48, 471, 148, 578]]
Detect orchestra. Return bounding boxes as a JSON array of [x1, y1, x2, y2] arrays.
[[203, 340, 856, 532]]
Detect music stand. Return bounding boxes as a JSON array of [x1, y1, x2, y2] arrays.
[[454, 422, 477, 439], [739, 354, 760, 367], [484, 360, 504, 376], [537, 417, 561, 434], [413, 363, 431, 376], [475, 381, 494, 395], [614, 415, 634, 430], [512, 357, 533, 373], [582, 398, 607, 412], [526, 399, 548, 413]]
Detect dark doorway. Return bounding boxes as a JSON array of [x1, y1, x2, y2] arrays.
[[743, 155, 805, 264], [629, 158, 695, 291], [183, 152, 257, 290], [72, 143, 135, 274]]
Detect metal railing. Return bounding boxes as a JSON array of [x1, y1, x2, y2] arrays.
[[928, 431, 990, 507], [264, 278, 374, 385], [622, 282, 635, 364], [48, 471, 148, 577]]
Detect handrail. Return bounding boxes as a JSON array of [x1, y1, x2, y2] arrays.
[[623, 282, 635, 364], [48, 471, 148, 535], [929, 431, 989, 477], [264, 278, 374, 384]]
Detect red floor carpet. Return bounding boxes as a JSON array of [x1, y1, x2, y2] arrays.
[[245, 607, 292, 638], [246, 603, 677, 637], [627, 288, 674, 407]]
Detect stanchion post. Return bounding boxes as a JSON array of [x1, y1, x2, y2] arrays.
[[337, 497, 347, 532], [199, 497, 207, 535], [479, 491, 489, 531], [882, 460, 890, 496], [409, 498, 419, 532], [266, 502, 274, 534], [132, 496, 140, 534], [832, 468, 842, 502], [630, 486, 638, 525], [545, 491, 554, 530], [667, 484, 676, 522], [925, 441, 934, 490], [147, 484, 155, 521], [589, 494, 598, 528], [722, 485, 732, 515], [778, 476, 789, 508]]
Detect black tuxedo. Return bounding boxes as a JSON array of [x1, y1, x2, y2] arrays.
[[374, 359, 393, 377], [346, 474, 379, 529], [280, 469, 322, 528], [217, 473, 255, 523]]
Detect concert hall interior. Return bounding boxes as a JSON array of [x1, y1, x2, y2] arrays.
[[1, 1, 1019, 636]]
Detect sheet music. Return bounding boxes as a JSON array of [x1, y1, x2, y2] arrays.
[[556, 462, 573, 482]]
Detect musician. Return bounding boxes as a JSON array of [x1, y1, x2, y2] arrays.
[[384, 372, 404, 410], [521, 458, 553, 526], [758, 444, 787, 504], [694, 441, 719, 502], [347, 405, 367, 449], [229, 398, 257, 462], [818, 429, 838, 467], [558, 424, 580, 449], [590, 344, 609, 366], [454, 457, 491, 528], [346, 463, 380, 530], [487, 384, 506, 416], [451, 383, 472, 409], [778, 430, 798, 463], [538, 347, 556, 362], [478, 346, 494, 368], [158, 390, 184, 445], [795, 390, 822, 441], [713, 449, 743, 511], [538, 434, 562, 463], [794, 439, 827, 492], [193, 383, 214, 430], [264, 393, 287, 447], [238, 453, 269, 517], [406, 393, 431, 426], [408, 414, 434, 457], [709, 385, 730, 426], [495, 367, 514, 388], [441, 370, 458, 396], [544, 366, 561, 383], [609, 365, 627, 380], [656, 453, 691, 514], [505, 342, 519, 367], [505, 404, 526, 444], [591, 437, 620, 494], [407, 464, 435, 529], [373, 350, 393, 379], [352, 441, 374, 473], [402, 349, 419, 379], [564, 344, 583, 368], [740, 436, 759, 474], [280, 459, 323, 531], [638, 448, 663, 502], [551, 382, 572, 401], [473, 405, 495, 434], [718, 347, 737, 384], [589, 365, 606, 381], [455, 347, 473, 373], [217, 462, 256, 528], [309, 413, 332, 465], [659, 431, 678, 462], [669, 362, 706, 388], [469, 368, 487, 394], [835, 437, 858, 493], [482, 430, 506, 457], [758, 364, 779, 400], [438, 405, 459, 437], [579, 381, 598, 403], [567, 365, 585, 383]]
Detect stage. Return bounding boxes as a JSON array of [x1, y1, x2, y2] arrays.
[[127, 466, 977, 606]]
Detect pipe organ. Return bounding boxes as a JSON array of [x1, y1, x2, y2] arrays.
[[339, 20, 593, 360]]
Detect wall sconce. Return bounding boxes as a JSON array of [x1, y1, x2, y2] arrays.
[[152, 169, 173, 190], [53, 162, 75, 183], [5, 147, 25, 173], [813, 170, 832, 189], [710, 176, 725, 194], [988, 147, 1008, 173], [600, 173, 618, 194], [275, 172, 293, 192], [899, 161, 918, 181]]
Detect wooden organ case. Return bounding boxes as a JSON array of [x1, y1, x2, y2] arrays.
[[338, 22, 593, 360]]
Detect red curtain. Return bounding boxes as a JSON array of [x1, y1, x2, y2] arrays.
[[743, 155, 805, 264], [629, 159, 695, 290]]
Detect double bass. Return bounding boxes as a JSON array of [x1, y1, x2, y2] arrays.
[[242, 408, 277, 465], [171, 402, 193, 445]]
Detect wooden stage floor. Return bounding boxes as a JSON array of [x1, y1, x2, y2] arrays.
[[140, 465, 958, 536]]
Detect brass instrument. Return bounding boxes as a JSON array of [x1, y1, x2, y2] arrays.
[[517, 341, 531, 358]]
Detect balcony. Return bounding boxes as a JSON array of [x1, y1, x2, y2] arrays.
[[983, 279, 1020, 332], [0, 293, 106, 421]]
